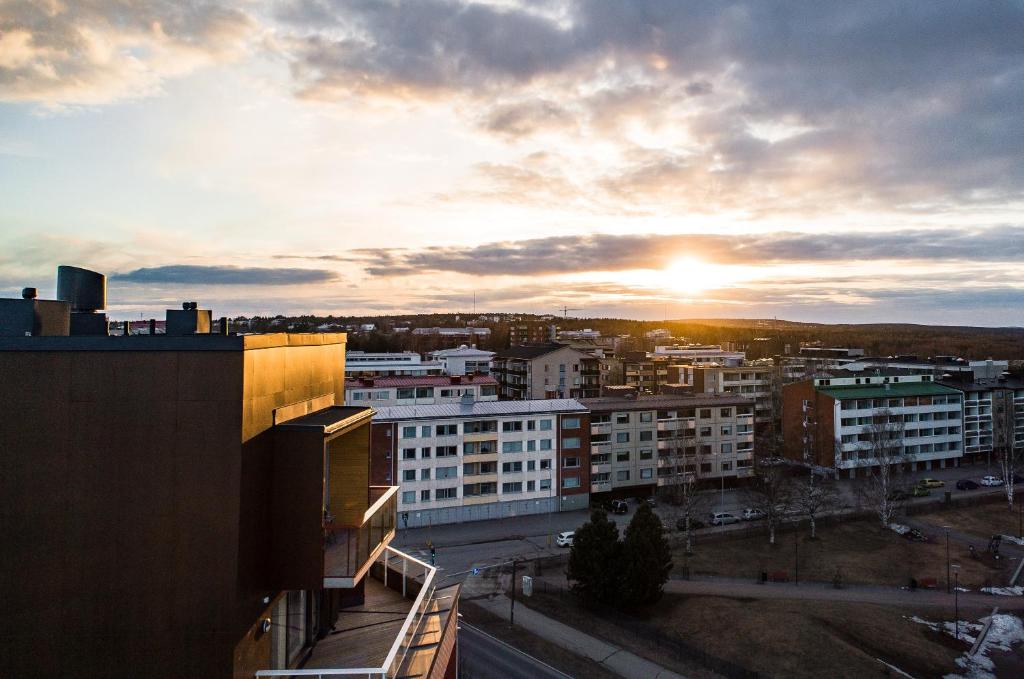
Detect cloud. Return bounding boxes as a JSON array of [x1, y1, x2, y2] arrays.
[[111, 264, 337, 285], [0, 0, 257, 106], [347, 226, 1024, 277]]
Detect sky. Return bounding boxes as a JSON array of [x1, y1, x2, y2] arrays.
[[2, 1, 1024, 324]]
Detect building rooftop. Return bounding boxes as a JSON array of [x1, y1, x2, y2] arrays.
[[0, 331, 346, 352], [371, 398, 587, 421], [817, 381, 961, 400], [494, 343, 575, 359], [276, 406, 374, 434], [345, 375, 497, 389], [580, 393, 753, 412]]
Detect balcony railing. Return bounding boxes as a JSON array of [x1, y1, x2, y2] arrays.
[[324, 485, 398, 587], [256, 546, 439, 679]]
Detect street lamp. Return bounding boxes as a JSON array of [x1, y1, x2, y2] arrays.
[[952, 564, 961, 640], [944, 525, 951, 594]]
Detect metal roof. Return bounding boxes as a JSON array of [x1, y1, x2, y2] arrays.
[[345, 375, 497, 388], [817, 381, 960, 400], [371, 398, 587, 421]]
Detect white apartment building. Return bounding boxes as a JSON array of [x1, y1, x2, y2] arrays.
[[371, 399, 590, 527], [653, 345, 745, 366], [345, 351, 444, 377], [428, 345, 495, 376], [940, 375, 1024, 465], [344, 375, 499, 407], [580, 394, 756, 496], [673, 361, 776, 430], [784, 373, 965, 477]]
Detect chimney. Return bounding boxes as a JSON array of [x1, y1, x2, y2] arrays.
[[361, 377, 375, 387], [450, 375, 462, 385]]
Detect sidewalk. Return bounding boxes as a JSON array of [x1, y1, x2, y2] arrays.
[[473, 594, 687, 679]]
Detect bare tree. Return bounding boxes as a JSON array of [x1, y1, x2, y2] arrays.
[[853, 409, 909, 528], [993, 391, 1020, 510], [657, 447, 710, 554], [742, 460, 794, 545], [794, 477, 839, 539]]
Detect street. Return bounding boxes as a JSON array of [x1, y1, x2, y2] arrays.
[[458, 622, 574, 679]]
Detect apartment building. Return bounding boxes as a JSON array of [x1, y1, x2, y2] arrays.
[[345, 350, 444, 377], [672, 360, 777, 433], [940, 374, 1024, 466], [508, 322, 553, 346], [0, 269, 458, 679], [841, 356, 1009, 381], [369, 400, 590, 527], [783, 373, 965, 477], [653, 344, 746, 366], [580, 394, 756, 497], [411, 326, 492, 340], [428, 344, 495, 375], [492, 343, 600, 399], [344, 374, 499, 406], [622, 351, 672, 393]]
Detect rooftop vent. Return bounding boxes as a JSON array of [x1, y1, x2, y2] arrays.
[[56, 265, 106, 312]]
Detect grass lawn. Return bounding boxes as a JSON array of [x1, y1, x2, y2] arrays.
[[459, 600, 621, 679], [676, 518, 1007, 589], [523, 590, 967, 679], [918, 499, 1024, 542]]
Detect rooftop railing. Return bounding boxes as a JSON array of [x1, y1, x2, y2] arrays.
[[323, 486, 398, 587]]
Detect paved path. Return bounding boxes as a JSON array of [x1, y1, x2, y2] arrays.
[[473, 594, 687, 679]]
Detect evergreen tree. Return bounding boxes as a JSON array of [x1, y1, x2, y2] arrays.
[[621, 503, 673, 606], [567, 509, 621, 605]]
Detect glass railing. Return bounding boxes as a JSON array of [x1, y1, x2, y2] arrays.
[[324, 486, 398, 582]]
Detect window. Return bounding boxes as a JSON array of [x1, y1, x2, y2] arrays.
[[563, 456, 580, 468], [721, 426, 732, 436], [616, 470, 630, 481], [616, 432, 630, 443], [720, 408, 732, 417], [436, 466, 457, 479], [540, 439, 552, 450], [403, 470, 416, 481], [640, 449, 653, 460], [527, 439, 536, 452], [540, 459, 552, 470], [480, 385, 497, 397], [563, 477, 580, 488], [420, 468, 430, 480], [540, 478, 551, 490], [464, 440, 497, 454], [416, 387, 434, 398], [402, 448, 416, 460], [539, 419, 553, 430], [639, 430, 653, 442], [437, 487, 457, 500], [699, 426, 712, 437], [421, 425, 431, 437], [502, 461, 523, 473], [351, 392, 367, 401], [402, 491, 415, 504], [502, 441, 524, 453], [616, 413, 631, 424], [464, 420, 497, 433], [402, 426, 417, 438], [563, 437, 581, 448], [420, 447, 431, 459], [563, 416, 581, 429], [503, 421, 523, 432], [700, 462, 712, 474], [437, 445, 458, 457], [397, 388, 414, 399], [527, 480, 535, 492], [420, 489, 431, 501], [700, 409, 711, 419], [616, 451, 630, 462], [640, 411, 653, 423], [527, 460, 536, 471], [721, 442, 733, 454], [502, 482, 523, 494], [721, 461, 732, 471], [640, 468, 653, 479], [527, 420, 536, 431], [435, 424, 458, 436]]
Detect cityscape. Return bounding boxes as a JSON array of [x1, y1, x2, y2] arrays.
[[3, 2, 1024, 679]]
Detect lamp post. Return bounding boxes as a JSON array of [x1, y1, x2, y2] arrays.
[[1018, 502, 1022, 540], [952, 564, 961, 640], [794, 527, 799, 586], [944, 525, 951, 594]]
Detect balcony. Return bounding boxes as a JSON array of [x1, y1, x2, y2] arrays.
[[591, 462, 612, 475], [591, 481, 612, 493], [325, 485, 398, 588], [257, 546, 459, 679], [591, 422, 612, 435]]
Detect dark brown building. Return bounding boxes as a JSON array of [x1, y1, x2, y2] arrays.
[[1, 282, 458, 679]]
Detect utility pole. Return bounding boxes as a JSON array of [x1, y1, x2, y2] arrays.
[[509, 559, 518, 627], [794, 528, 799, 586], [952, 564, 961, 639], [944, 526, 951, 593]]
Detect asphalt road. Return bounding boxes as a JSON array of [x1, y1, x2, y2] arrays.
[[458, 622, 574, 679]]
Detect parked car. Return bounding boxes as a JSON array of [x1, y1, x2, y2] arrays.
[[741, 508, 765, 521], [555, 531, 575, 547], [710, 512, 740, 526], [956, 479, 980, 490], [918, 478, 945, 488], [609, 499, 629, 514], [888, 488, 909, 501], [911, 485, 931, 497], [645, 497, 657, 508], [981, 476, 1003, 487], [676, 517, 705, 531]]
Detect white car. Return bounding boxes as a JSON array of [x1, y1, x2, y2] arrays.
[[555, 531, 575, 547], [742, 508, 765, 521], [710, 512, 740, 526], [980, 476, 1003, 487]]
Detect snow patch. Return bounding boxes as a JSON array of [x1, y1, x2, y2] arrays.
[[889, 523, 910, 535], [956, 586, 971, 593], [944, 614, 1024, 679], [1000, 534, 1024, 546], [980, 586, 1024, 596]]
